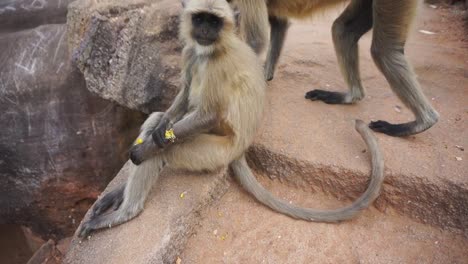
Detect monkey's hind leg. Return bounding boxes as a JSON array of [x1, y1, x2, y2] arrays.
[[265, 16, 289, 81], [164, 134, 232, 172], [305, 0, 373, 104], [78, 158, 164, 238], [369, 0, 439, 136]]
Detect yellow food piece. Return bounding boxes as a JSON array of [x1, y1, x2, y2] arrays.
[[135, 138, 143, 145], [165, 129, 175, 140]]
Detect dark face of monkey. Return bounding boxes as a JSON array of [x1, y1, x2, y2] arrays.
[[191, 12, 224, 46]]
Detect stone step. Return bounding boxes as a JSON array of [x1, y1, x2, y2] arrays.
[[64, 162, 229, 264]]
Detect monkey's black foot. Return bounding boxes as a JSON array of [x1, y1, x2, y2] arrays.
[[78, 220, 95, 238], [265, 69, 274, 81], [92, 186, 125, 217], [305, 89, 346, 104], [369, 120, 415, 137], [264, 63, 275, 81]]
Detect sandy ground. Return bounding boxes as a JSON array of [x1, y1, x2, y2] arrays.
[[182, 178, 468, 263]]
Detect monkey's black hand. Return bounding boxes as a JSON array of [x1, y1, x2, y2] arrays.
[[152, 117, 171, 148]]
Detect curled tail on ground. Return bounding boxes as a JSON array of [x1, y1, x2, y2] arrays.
[[230, 119, 384, 222]]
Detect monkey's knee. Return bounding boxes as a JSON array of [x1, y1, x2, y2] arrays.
[[332, 18, 370, 46], [331, 20, 347, 44], [141, 112, 165, 132], [370, 43, 405, 70]]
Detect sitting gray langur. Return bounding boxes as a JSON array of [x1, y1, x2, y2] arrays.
[[78, 0, 385, 238]]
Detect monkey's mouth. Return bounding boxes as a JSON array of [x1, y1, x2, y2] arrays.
[[196, 38, 216, 46]]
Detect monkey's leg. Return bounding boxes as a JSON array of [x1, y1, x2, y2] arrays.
[[237, 0, 270, 54], [79, 157, 165, 237], [164, 134, 233, 172], [306, 0, 373, 104], [369, 0, 439, 136], [265, 16, 289, 81]]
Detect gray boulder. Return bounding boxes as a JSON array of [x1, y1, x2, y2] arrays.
[[67, 0, 182, 113]]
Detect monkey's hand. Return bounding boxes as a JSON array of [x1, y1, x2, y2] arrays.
[[152, 117, 172, 149], [129, 136, 161, 165]]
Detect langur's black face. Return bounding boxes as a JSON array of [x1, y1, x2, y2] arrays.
[[191, 12, 224, 46]]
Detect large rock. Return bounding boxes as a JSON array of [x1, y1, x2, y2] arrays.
[[67, 0, 182, 113], [0, 23, 145, 238]]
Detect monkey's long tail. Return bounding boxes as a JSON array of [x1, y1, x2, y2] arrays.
[[231, 119, 384, 222]]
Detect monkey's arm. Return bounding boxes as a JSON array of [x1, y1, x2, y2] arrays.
[[173, 111, 219, 139], [161, 47, 196, 124], [162, 85, 190, 124], [152, 110, 219, 147]]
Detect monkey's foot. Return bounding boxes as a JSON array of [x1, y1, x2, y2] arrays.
[[369, 120, 416, 137], [305, 89, 347, 104], [78, 206, 141, 238], [78, 219, 95, 238], [264, 61, 277, 81], [264, 68, 275, 81], [369, 119, 438, 137], [78, 215, 111, 238], [91, 185, 125, 217]]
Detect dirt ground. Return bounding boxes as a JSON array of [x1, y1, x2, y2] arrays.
[[181, 3, 468, 264], [182, 178, 467, 263]]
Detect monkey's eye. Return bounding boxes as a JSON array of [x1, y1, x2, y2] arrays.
[[192, 14, 203, 24], [210, 19, 219, 26]]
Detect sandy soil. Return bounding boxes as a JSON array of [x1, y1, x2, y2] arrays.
[[182, 177, 468, 263]]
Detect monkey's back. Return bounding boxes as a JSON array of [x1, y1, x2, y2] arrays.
[[268, 0, 346, 18]]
